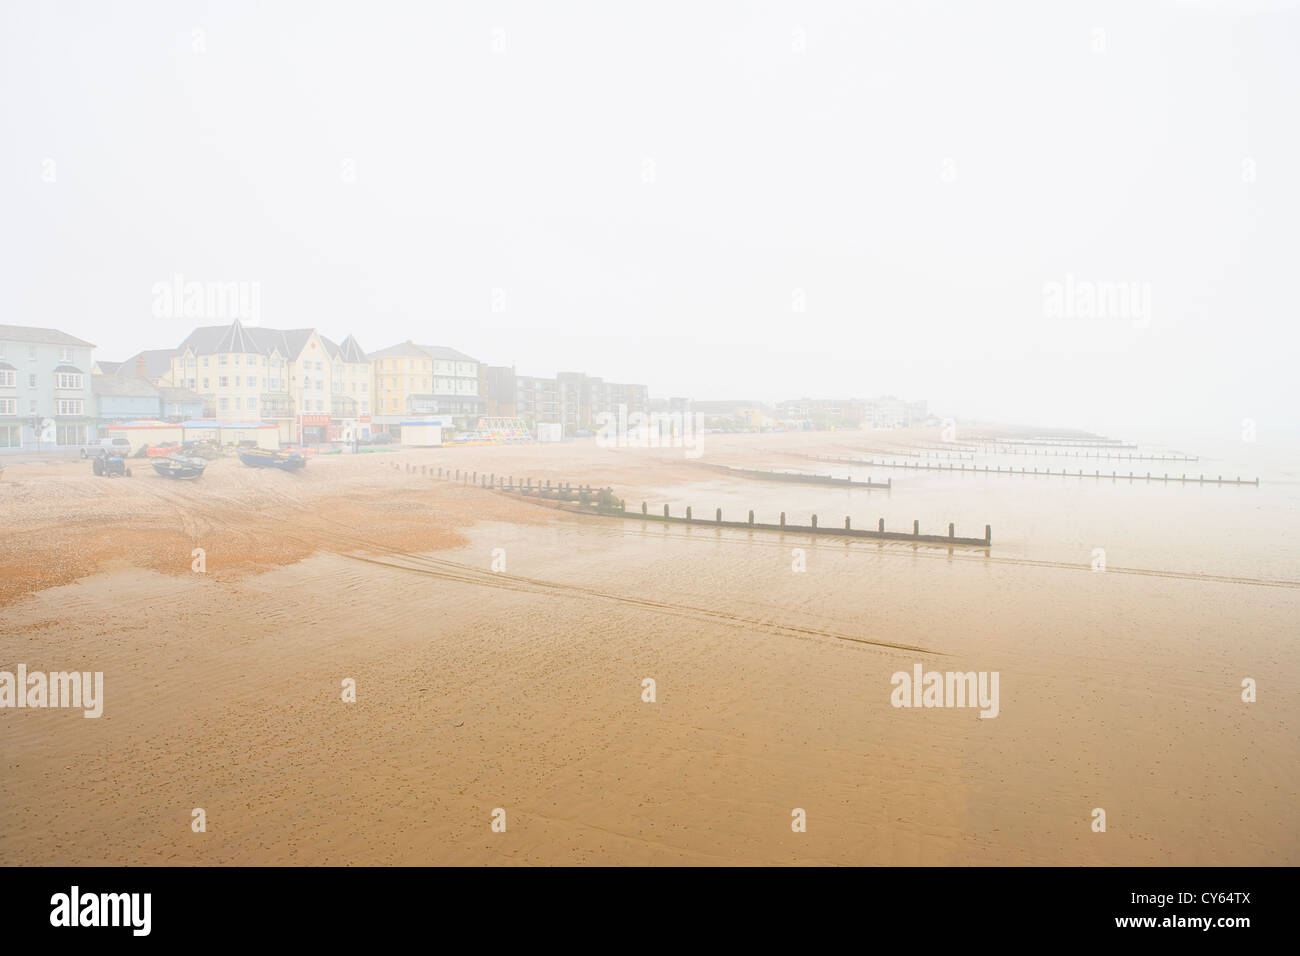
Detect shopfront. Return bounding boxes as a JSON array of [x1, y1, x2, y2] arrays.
[[297, 413, 331, 445]]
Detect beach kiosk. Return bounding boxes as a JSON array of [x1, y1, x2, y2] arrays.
[[399, 420, 444, 447]]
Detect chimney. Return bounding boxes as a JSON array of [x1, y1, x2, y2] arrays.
[[135, 354, 147, 380]]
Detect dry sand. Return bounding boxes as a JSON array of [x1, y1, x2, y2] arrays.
[[1, 430, 1296, 865]]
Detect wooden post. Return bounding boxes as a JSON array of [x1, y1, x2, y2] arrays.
[[780, 512, 786, 527], [641, 501, 647, 514], [748, 510, 754, 525], [686, 506, 692, 521], [948, 523, 954, 538], [811, 514, 817, 528], [845, 516, 851, 530], [663, 504, 669, 517], [716, 508, 722, 524], [985, 525, 991, 545], [913, 520, 919, 536], [879, 518, 884, 532]]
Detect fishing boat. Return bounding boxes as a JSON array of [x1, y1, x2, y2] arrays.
[[237, 447, 306, 470], [151, 455, 207, 480]]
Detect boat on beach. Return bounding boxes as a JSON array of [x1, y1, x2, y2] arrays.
[[151, 456, 207, 480], [237, 448, 307, 470]]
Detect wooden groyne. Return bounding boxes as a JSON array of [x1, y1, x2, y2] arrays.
[[991, 439, 1138, 449], [807, 456, 1259, 485], [559, 499, 992, 547], [974, 447, 1198, 462], [426, 466, 610, 501], [422, 463, 991, 547], [696, 462, 890, 489], [847, 446, 973, 461]]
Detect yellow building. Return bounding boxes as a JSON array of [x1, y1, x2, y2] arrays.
[[370, 341, 483, 433]]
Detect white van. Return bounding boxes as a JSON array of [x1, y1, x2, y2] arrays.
[[80, 436, 133, 458]]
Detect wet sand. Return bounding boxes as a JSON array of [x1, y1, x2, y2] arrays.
[[1, 430, 1296, 864]]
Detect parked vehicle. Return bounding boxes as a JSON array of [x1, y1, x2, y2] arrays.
[[150, 456, 206, 480], [80, 437, 132, 459], [359, 432, 394, 445], [91, 452, 131, 477], [237, 448, 306, 470]]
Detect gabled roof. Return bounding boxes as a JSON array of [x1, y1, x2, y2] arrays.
[[0, 324, 94, 348], [417, 344, 478, 363], [118, 349, 179, 382], [175, 321, 352, 364], [333, 334, 368, 364], [368, 340, 431, 360], [158, 386, 204, 403], [92, 375, 160, 398]]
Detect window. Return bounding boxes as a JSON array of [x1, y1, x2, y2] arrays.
[[219, 376, 228, 388], [202, 378, 209, 389], [203, 356, 209, 367], [56, 399, 83, 416], [29, 374, 37, 387], [187, 356, 195, 367], [56, 424, 87, 446], [0, 398, 15, 414], [28, 346, 37, 360], [56, 373, 83, 389], [0, 424, 20, 448], [60, 347, 72, 361], [219, 355, 227, 365], [0, 370, 14, 387], [187, 379, 195, 389], [219, 398, 228, 410]]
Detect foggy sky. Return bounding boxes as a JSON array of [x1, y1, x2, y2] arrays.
[[3, 0, 1297, 437]]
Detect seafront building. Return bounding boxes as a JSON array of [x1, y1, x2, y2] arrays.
[[369, 341, 483, 433], [0, 324, 96, 449], [323, 334, 372, 441], [92, 375, 206, 426], [168, 320, 366, 443], [484, 366, 649, 435]]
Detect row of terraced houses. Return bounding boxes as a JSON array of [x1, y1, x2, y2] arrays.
[[1, 320, 650, 449]]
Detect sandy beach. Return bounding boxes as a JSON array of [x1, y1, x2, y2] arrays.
[[1, 429, 1297, 865]]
